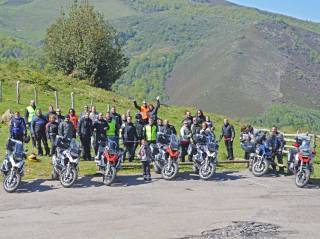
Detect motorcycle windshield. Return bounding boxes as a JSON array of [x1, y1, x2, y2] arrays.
[[299, 140, 312, 156], [169, 135, 179, 150], [195, 134, 207, 145], [157, 132, 170, 145], [107, 140, 118, 154], [69, 139, 80, 155], [13, 141, 24, 160]]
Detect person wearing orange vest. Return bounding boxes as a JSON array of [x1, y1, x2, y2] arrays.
[[133, 99, 150, 125]]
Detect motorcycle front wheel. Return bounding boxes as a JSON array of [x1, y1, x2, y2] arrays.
[[295, 168, 310, 188], [60, 167, 78, 188], [162, 161, 179, 180], [199, 162, 215, 180], [252, 158, 269, 177], [103, 166, 116, 186], [3, 170, 21, 193]]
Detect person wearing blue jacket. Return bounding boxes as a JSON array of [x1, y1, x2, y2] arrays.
[[10, 111, 26, 141], [31, 109, 50, 156]]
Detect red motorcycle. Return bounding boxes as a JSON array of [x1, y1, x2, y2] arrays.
[[161, 135, 180, 180], [288, 136, 315, 188], [96, 139, 123, 186]]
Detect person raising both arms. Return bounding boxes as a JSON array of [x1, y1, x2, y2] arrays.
[[133, 99, 150, 125], [148, 96, 161, 121]]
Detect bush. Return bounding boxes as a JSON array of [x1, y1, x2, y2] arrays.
[[44, 1, 128, 89]]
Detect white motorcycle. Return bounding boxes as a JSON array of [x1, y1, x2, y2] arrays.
[[189, 133, 218, 180], [52, 136, 81, 188], [1, 139, 26, 193]]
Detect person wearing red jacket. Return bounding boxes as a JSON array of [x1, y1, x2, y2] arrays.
[[68, 108, 78, 138]]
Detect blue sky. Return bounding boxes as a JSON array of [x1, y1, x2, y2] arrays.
[[228, 0, 320, 23]]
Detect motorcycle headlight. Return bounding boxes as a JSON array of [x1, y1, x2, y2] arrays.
[[207, 151, 216, 157]]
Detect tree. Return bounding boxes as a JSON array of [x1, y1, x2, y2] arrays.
[[44, 1, 128, 88]]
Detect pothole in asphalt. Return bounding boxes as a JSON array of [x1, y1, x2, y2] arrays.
[[179, 221, 289, 239]]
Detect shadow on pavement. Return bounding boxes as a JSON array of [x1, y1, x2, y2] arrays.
[[176, 171, 247, 181], [305, 178, 320, 189], [109, 174, 156, 187], [72, 176, 105, 188], [17, 179, 57, 193]]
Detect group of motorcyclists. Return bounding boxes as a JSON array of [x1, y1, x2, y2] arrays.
[[1, 97, 316, 183]]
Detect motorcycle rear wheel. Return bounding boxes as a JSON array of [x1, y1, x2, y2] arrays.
[[252, 159, 269, 177], [162, 161, 179, 180], [60, 167, 78, 188], [3, 170, 21, 193], [199, 162, 215, 180], [295, 168, 310, 188], [103, 166, 116, 186]]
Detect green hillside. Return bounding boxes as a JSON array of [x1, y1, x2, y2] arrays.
[[1, 0, 320, 120], [0, 0, 138, 41], [0, 0, 320, 130]]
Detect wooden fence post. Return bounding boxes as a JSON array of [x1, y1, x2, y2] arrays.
[[54, 91, 59, 109], [16, 81, 20, 104], [71, 92, 74, 109], [34, 86, 38, 105], [0, 80, 2, 102], [90, 98, 93, 107], [107, 104, 110, 113]]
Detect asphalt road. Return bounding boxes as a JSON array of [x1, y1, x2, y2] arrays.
[[0, 171, 319, 239]]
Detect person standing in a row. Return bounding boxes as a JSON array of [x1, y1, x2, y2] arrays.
[[106, 112, 119, 146], [93, 113, 109, 155], [58, 115, 74, 140], [220, 118, 235, 161], [46, 115, 59, 156], [25, 100, 37, 147], [10, 111, 26, 141], [31, 109, 50, 156], [78, 112, 93, 161], [122, 116, 138, 162]]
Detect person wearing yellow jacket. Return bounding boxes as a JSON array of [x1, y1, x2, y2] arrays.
[[106, 112, 119, 147], [143, 118, 158, 145], [25, 100, 36, 147]]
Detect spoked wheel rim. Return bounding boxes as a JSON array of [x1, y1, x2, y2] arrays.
[[60, 167, 77, 188], [295, 169, 309, 188], [253, 161, 266, 173], [3, 171, 21, 193], [199, 163, 215, 180], [162, 162, 178, 180]]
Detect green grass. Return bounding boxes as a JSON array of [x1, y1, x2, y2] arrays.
[[0, 60, 245, 179], [0, 61, 319, 181]]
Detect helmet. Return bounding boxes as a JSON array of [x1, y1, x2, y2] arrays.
[[27, 153, 39, 162]]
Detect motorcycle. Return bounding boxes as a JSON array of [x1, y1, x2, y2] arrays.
[[1, 139, 26, 193], [189, 133, 218, 180], [288, 137, 315, 188], [251, 141, 276, 177], [151, 132, 170, 174], [95, 139, 124, 186], [51, 136, 81, 188], [161, 134, 180, 180]]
